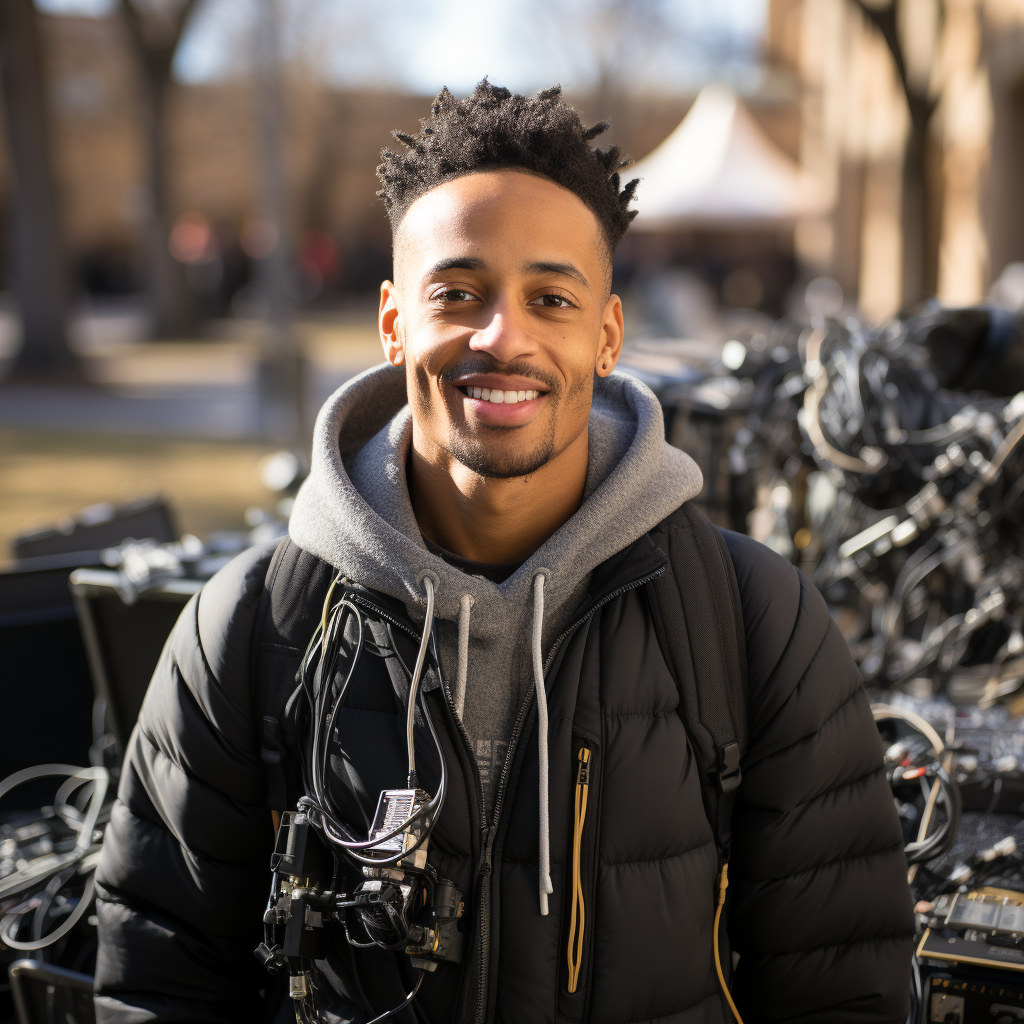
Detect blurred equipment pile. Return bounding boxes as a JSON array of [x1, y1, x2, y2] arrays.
[[732, 305, 1024, 702], [0, 454, 300, 1022], [637, 299, 1024, 1023]]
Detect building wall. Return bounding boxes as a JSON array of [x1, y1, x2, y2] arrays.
[[777, 0, 1024, 315], [42, 13, 144, 254]]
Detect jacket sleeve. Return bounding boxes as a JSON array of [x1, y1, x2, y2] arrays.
[[94, 542, 280, 1023], [722, 532, 915, 1024]]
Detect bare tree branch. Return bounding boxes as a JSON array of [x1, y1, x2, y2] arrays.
[[120, 0, 199, 83], [849, 0, 938, 122]]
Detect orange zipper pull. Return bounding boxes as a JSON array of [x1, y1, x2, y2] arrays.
[[568, 746, 591, 994]]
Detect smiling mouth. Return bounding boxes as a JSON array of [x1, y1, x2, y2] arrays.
[[457, 385, 542, 405]]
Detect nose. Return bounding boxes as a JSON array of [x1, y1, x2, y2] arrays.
[[468, 297, 537, 364]]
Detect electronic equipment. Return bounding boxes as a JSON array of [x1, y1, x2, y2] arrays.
[[917, 889, 1024, 1022], [8, 959, 95, 1024], [256, 810, 464, 990], [10, 497, 176, 562], [0, 497, 178, 808], [255, 577, 464, 1024], [69, 568, 198, 751], [919, 972, 1024, 1023], [0, 557, 99, 809]]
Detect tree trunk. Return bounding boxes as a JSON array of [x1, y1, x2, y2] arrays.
[[851, 0, 940, 310], [119, 0, 198, 339], [142, 70, 194, 337], [901, 93, 931, 308], [0, 0, 80, 380], [254, 0, 302, 443]]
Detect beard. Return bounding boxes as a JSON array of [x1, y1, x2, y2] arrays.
[[442, 423, 558, 479]]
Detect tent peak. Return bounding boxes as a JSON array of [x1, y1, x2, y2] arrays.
[[629, 84, 829, 229]]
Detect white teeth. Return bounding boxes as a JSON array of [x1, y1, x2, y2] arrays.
[[462, 385, 543, 403]]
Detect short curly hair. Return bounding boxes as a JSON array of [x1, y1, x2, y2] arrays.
[[377, 79, 639, 257]]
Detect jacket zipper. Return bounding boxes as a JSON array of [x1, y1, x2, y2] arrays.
[[352, 566, 666, 1023], [348, 591, 490, 1022], [479, 565, 667, 1022], [567, 746, 591, 993]]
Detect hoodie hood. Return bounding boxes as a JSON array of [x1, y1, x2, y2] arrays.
[[290, 361, 702, 629]]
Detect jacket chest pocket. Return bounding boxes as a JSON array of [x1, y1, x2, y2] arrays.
[[558, 740, 600, 1020]]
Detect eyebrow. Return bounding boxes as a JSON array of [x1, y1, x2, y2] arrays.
[[427, 256, 487, 276], [525, 260, 591, 292], [425, 255, 591, 293]]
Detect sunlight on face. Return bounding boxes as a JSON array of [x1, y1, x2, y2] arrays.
[[388, 170, 621, 480]]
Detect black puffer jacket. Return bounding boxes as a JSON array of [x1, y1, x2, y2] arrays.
[[94, 518, 915, 1023]]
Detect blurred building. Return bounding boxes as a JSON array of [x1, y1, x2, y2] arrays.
[[0, 9, 803, 305], [772, 0, 1024, 320]]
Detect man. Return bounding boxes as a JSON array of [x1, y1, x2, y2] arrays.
[[95, 81, 914, 1023]]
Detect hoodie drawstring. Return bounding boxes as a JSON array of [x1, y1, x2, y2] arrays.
[[532, 571, 554, 915], [454, 594, 474, 720], [406, 576, 435, 788], [436, 574, 552, 916]]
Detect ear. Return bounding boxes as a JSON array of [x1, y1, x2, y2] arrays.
[[379, 281, 404, 366], [595, 293, 624, 377]]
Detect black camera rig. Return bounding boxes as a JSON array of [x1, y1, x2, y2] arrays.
[[254, 576, 464, 1023], [256, 805, 464, 1021]]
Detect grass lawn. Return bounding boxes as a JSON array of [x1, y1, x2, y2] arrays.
[[0, 428, 281, 563]]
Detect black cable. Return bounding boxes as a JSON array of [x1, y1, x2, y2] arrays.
[[313, 602, 364, 811], [904, 766, 962, 865], [341, 918, 377, 949], [365, 972, 425, 1024], [907, 956, 922, 1024], [293, 592, 448, 867], [975, 776, 1003, 833]]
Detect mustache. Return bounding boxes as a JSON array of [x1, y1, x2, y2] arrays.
[[438, 357, 561, 394]]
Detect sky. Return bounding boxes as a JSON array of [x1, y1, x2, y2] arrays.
[[35, 0, 769, 96]]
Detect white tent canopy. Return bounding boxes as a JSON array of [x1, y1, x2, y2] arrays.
[[628, 85, 829, 230]]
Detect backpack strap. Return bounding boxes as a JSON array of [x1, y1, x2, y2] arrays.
[[250, 537, 336, 811], [646, 502, 748, 864]]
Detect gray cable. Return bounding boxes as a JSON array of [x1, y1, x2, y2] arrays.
[[532, 571, 553, 916], [406, 576, 435, 781]]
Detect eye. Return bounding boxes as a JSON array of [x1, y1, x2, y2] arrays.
[[531, 293, 577, 309], [434, 287, 478, 304]]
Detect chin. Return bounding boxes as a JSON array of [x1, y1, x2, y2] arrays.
[[447, 437, 556, 480]]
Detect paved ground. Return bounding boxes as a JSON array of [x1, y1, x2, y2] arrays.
[[0, 305, 383, 561], [0, 306, 383, 439]]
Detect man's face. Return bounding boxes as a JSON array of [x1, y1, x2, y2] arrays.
[[380, 170, 623, 480]]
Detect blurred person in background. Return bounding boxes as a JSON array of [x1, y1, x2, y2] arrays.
[[94, 81, 914, 1023]]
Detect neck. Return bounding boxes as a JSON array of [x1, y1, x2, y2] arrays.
[[408, 427, 589, 565]]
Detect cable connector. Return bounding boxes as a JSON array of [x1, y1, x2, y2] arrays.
[[713, 861, 744, 1023]]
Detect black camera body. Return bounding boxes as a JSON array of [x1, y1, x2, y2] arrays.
[[256, 809, 465, 1002]]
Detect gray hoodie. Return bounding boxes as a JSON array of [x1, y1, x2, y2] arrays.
[[289, 362, 702, 911]]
